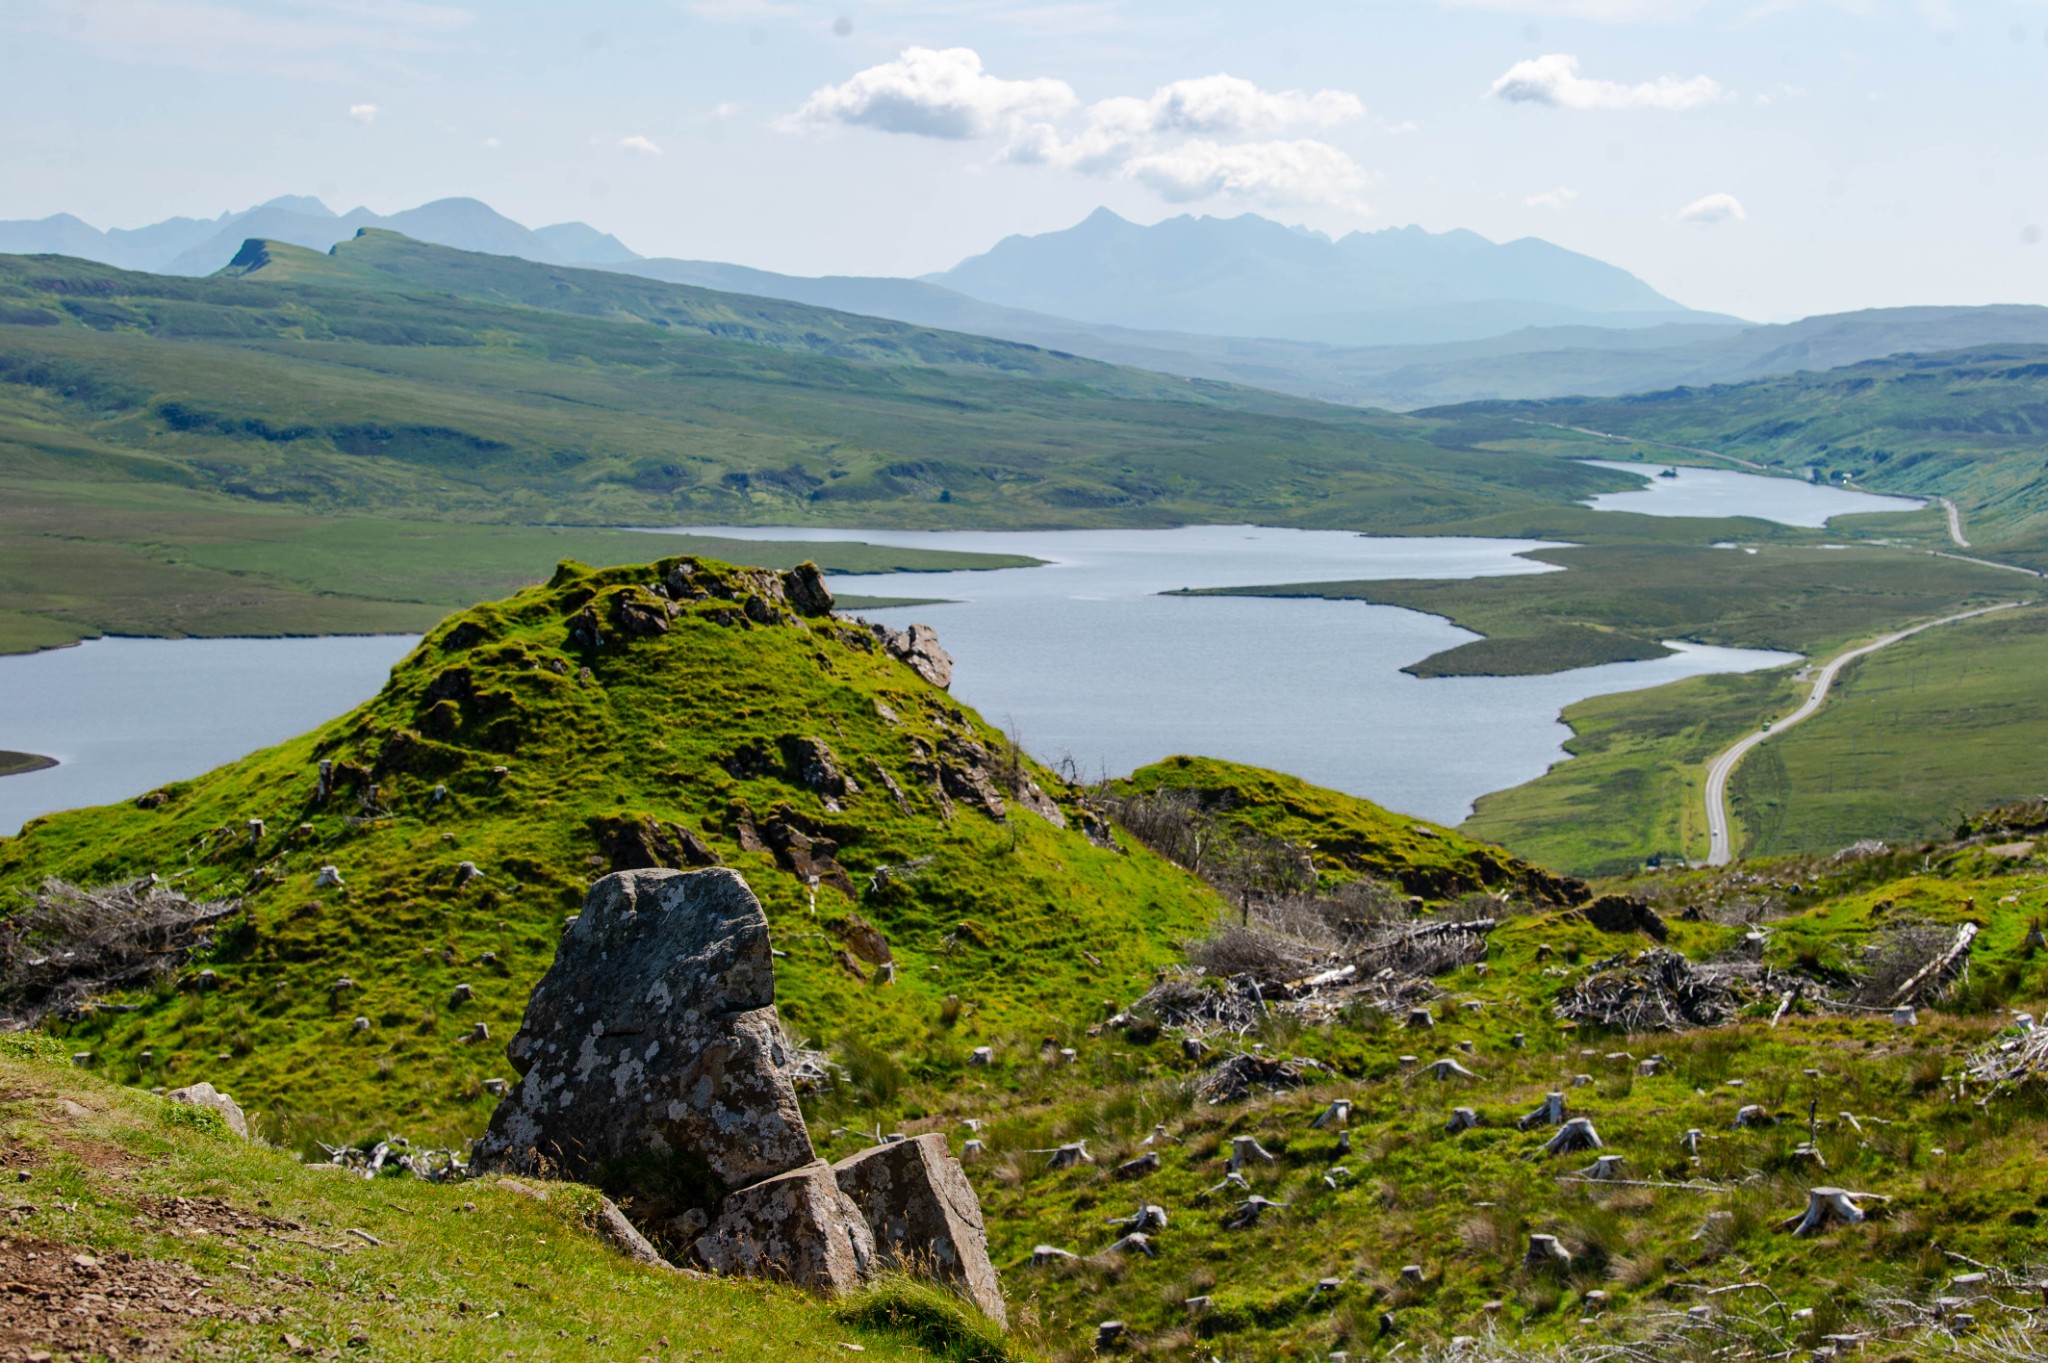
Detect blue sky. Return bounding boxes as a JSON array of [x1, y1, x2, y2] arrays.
[[1, 0, 2043, 320]]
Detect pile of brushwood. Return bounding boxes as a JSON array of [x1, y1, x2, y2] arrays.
[[0, 876, 240, 1024], [1555, 948, 1762, 1032]]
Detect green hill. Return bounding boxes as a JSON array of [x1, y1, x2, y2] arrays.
[[10, 560, 2048, 1359]]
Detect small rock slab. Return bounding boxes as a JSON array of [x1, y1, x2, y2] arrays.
[[832, 1133, 1007, 1325], [696, 1161, 874, 1294], [165, 1082, 248, 1139]]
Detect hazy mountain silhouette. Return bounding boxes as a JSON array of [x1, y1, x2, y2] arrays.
[[0, 195, 638, 275], [921, 208, 1723, 346]]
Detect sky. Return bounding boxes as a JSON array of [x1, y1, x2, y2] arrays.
[[1, 0, 2044, 321]]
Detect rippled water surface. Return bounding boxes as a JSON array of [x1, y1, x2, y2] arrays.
[[660, 525, 1798, 825]]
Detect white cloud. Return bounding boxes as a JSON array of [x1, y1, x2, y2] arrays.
[[790, 46, 1076, 139], [348, 102, 379, 124], [619, 134, 663, 154], [1129, 74, 1364, 136], [481, 135, 501, 149], [1679, 191, 1746, 223], [709, 100, 742, 121], [1526, 185, 1578, 209], [1489, 53, 1728, 110], [1123, 138, 1376, 210], [788, 51, 1378, 214]]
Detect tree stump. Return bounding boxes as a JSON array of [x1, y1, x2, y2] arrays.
[[1227, 1135, 1277, 1172], [1525, 1233, 1573, 1271], [1447, 1107, 1480, 1133], [1578, 1153, 1626, 1181], [1311, 1099, 1352, 1130], [1519, 1092, 1567, 1130], [1046, 1142, 1092, 1171], [1781, 1187, 1868, 1236], [1105, 1232, 1154, 1257], [1114, 1152, 1159, 1181], [1406, 1007, 1435, 1029], [1542, 1117, 1602, 1155], [1030, 1244, 1077, 1265], [1223, 1195, 1286, 1230], [1426, 1058, 1478, 1081]]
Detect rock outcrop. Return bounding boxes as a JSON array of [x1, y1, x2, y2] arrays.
[[873, 622, 953, 689], [833, 1134, 1006, 1324], [477, 866, 1006, 1315], [472, 869, 816, 1228]]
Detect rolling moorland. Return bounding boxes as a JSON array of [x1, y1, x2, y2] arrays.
[[0, 230, 1619, 656], [8, 228, 2048, 869], [6, 555, 2048, 1361]]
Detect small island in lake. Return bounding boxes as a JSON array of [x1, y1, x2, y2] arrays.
[[0, 751, 58, 778]]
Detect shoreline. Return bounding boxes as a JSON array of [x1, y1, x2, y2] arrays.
[[0, 751, 59, 779]]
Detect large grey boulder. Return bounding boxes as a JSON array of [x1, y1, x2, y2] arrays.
[[833, 1134, 1006, 1325], [166, 1082, 248, 1139], [473, 869, 815, 1227], [696, 1161, 875, 1293]]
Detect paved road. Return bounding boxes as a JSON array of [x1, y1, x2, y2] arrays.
[[1938, 497, 1970, 548], [1701, 601, 2024, 866]]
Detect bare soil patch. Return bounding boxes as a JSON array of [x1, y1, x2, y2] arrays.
[[0, 1234, 227, 1361]]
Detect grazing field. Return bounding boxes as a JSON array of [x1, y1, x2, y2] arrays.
[[1730, 604, 2048, 858]]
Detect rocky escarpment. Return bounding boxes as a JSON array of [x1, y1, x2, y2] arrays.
[[475, 867, 1004, 1312]]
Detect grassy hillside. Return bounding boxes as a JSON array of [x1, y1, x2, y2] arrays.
[[9, 568, 2048, 1358], [1436, 346, 2048, 565], [0, 1032, 1027, 1362], [0, 234, 1602, 528], [0, 555, 1550, 1153]]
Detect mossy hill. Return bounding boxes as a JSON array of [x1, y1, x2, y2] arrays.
[[0, 555, 1541, 1152], [9, 562, 2048, 1360]]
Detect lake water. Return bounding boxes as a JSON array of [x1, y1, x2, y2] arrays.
[[7, 458, 1900, 838], [657, 525, 1798, 825], [1580, 460, 1925, 526], [0, 635, 418, 837]]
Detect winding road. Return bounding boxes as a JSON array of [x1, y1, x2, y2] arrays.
[[1701, 601, 2024, 865]]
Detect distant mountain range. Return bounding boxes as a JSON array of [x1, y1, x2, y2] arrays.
[[922, 207, 1725, 346], [0, 195, 637, 276], [7, 195, 2048, 412]]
